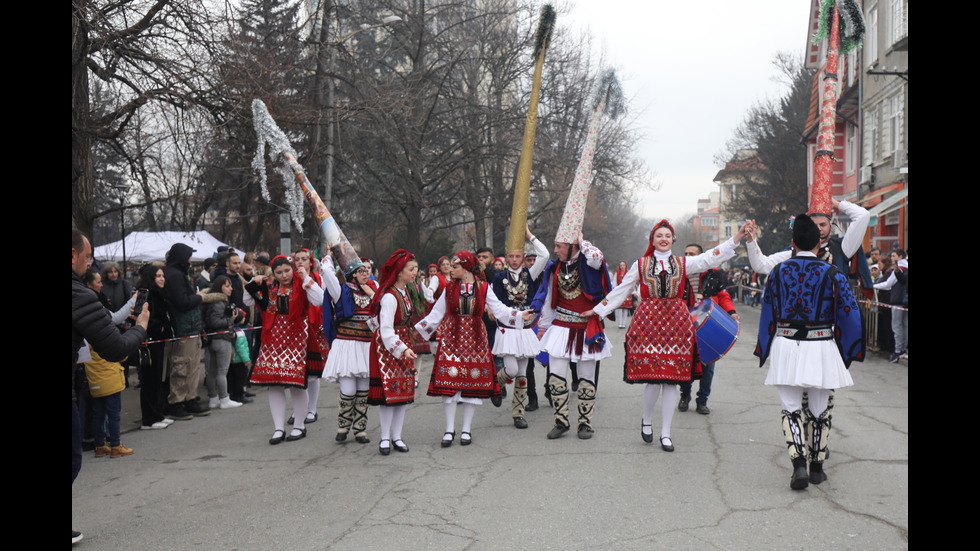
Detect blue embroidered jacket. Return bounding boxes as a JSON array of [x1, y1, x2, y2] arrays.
[[754, 257, 865, 368]]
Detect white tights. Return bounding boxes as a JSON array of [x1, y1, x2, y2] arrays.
[[501, 356, 528, 379], [268, 386, 309, 436], [642, 383, 678, 438], [443, 402, 477, 435], [338, 376, 370, 396], [378, 404, 407, 444]]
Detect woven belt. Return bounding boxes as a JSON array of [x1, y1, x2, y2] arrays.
[[555, 307, 587, 324], [775, 323, 834, 341]]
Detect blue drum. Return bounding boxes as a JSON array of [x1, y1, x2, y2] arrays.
[[690, 300, 740, 364]]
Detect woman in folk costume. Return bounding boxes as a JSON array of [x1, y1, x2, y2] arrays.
[[415, 251, 534, 447], [320, 256, 377, 444], [368, 249, 423, 455], [288, 249, 329, 426], [589, 219, 750, 451], [245, 255, 325, 445], [614, 261, 631, 329]]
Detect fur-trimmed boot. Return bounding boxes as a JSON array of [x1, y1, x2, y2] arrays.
[[512, 376, 529, 429], [782, 409, 809, 490], [352, 390, 371, 444], [576, 379, 596, 439], [546, 374, 569, 439], [335, 393, 355, 442]]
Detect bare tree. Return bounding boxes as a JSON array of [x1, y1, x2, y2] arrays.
[[72, 0, 226, 238]]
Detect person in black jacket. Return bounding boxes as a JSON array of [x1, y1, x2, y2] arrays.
[[72, 229, 148, 545], [163, 243, 224, 419]]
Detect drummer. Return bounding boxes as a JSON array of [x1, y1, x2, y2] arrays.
[[587, 220, 751, 451], [676, 244, 740, 416]]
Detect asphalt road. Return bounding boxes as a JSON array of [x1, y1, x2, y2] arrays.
[[72, 305, 908, 550]]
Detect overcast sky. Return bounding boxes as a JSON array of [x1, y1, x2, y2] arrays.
[[564, 0, 812, 223]]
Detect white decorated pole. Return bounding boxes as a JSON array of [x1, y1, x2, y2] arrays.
[[251, 99, 361, 272]]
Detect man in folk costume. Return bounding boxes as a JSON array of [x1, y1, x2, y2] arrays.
[[746, 0, 868, 481], [530, 68, 623, 441], [755, 213, 864, 490], [491, 225, 549, 429], [534, 228, 612, 440]]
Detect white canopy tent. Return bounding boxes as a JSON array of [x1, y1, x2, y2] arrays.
[[93, 231, 231, 263]]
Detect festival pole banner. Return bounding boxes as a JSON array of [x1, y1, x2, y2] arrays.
[[506, 4, 556, 254], [251, 99, 362, 273], [811, 0, 865, 217], [554, 69, 624, 244]]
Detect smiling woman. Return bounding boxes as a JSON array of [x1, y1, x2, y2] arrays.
[[591, 219, 749, 451]]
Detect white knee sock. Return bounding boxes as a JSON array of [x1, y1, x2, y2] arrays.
[[268, 387, 286, 432], [461, 403, 476, 434]]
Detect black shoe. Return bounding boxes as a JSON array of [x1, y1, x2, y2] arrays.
[[231, 395, 254, 404], [393, 439, 409, 452], [491, 394, 503, 407], [81, 439, 97, 452], [501, 385, 508, 399], [166, 404, 193, 421], [245, 391, 256, 398], [336, 431, 349, 442], [72, 530, 83, 545], [287, 416, 294, 424], [809, 462, 828, 485], [185, 399, 211, 416], [269, 430, 286, 445], [525, 394, 539, 412], [355, 434, 371, 444], [696, 403, 710, 415], [577, 424, 594, 439], [547, 423, 569, 440], [660, 436, 674, 452], [305, 412, 318, 423], [641, 423, 653, 443], [379, 440, 391, 455], [285, 428, 307, 442], [678, 393, 691, 412], [791, 458, 809, 490], [460, 432, 472, 446], [514, 417, 528, 429], [441, 432, 454, 448]]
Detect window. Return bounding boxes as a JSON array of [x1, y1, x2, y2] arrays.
[[889, 0, 907, 45], [885, 92, 904, 156], [846, 123, 856, 175], [866, 7, 878, 67], [864, 106, 878, 165]]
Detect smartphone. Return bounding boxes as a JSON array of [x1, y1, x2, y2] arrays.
[[134, 288, 149, 316]]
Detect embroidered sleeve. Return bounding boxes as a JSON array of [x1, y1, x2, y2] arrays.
[[414, 292, 448, 339], [579, 240, 604, 270], [380, 293, 408, 358], [594, 260, 639, 317], [485, 287, 520, 328]]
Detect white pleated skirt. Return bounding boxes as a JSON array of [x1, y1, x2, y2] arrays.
[[321, 339, 370, 382], [764, 338, 854, 390]]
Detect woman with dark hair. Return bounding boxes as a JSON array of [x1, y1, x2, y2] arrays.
[[415, 251, 532, 448], [367, 250, 421, 455], [204, 275, 244, 410], [135, 264, 175, 429], [245, 255, 324, 444], [588, 219, 748, 451], [321, 258, 377, 444]]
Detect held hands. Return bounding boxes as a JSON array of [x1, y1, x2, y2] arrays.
[[403, 349, 418, 360], [581, 309, 595, 318], [521, 309, 535, 321]]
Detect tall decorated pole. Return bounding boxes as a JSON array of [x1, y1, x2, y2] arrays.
[[811, 0, 865, 217], [251, 99, 362, 272], [554, 69, 625, 244], [506, 4, 556, 254]]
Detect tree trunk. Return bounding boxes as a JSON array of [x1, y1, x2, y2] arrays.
[[72, 1, 94, 236]]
